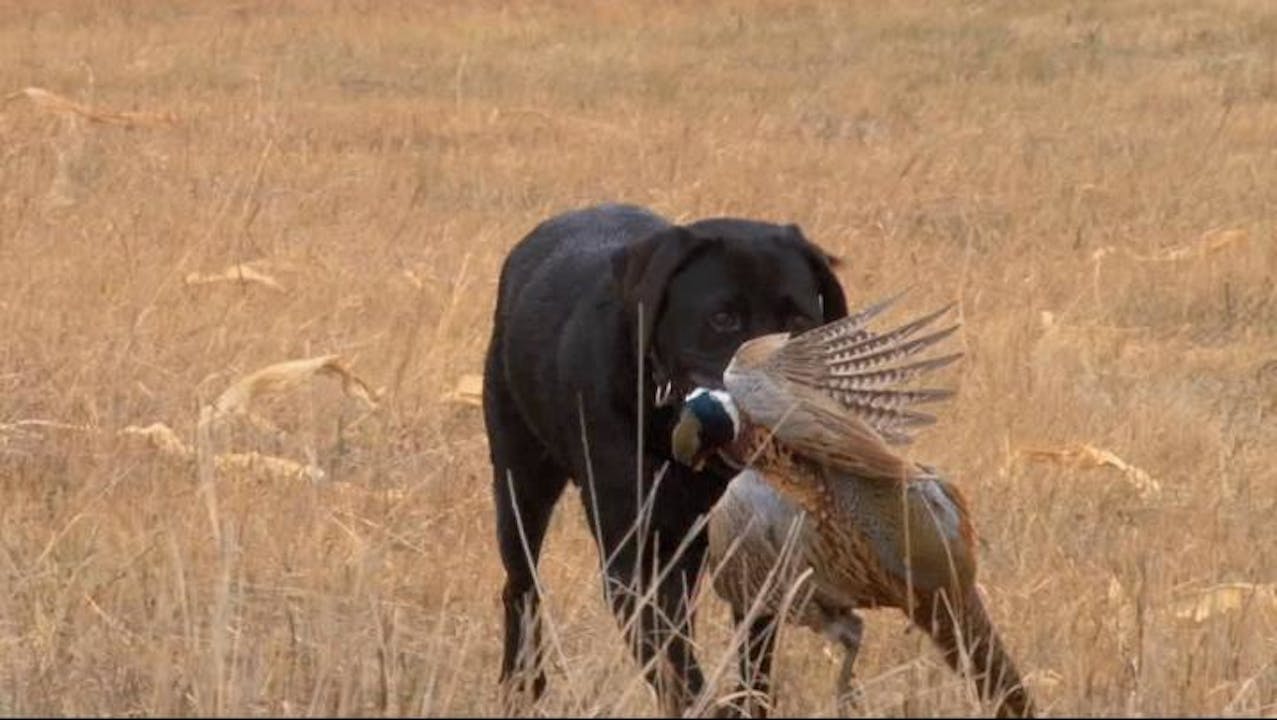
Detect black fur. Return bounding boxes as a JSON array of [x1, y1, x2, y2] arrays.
[[483, 203, 847, 714]]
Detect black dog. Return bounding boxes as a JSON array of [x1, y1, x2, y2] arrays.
[[483, 203, 847, 715]]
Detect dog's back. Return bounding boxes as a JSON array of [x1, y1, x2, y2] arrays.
[[494, 203, 669, 323]]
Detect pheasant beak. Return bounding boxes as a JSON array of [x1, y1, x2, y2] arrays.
[[671, 407, 707, 471]]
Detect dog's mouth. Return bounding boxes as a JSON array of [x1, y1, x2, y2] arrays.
[[653, 370, 725, 408]]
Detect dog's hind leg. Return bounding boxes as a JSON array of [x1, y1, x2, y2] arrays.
[[652, 549, 710, 717], [493, 460, 565, 705], [492, 450, 566, 707], [486, 367, 568, 708]]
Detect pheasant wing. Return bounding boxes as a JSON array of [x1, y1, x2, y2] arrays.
[[756, 392, 917, 482], [760, 292, 962, 446]]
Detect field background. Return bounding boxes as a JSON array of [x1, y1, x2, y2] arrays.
[[2, 0, 1275, 716]]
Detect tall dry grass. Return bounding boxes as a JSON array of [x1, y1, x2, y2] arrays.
[[0, 0, 1274, 715]]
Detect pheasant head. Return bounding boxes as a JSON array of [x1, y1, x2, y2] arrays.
[[671, 388, 740, 471]]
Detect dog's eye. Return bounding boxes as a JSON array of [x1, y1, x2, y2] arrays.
[[708, 310, 742, 334]]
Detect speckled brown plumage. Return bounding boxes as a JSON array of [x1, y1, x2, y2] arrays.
[[696, 296, 1034, 717]]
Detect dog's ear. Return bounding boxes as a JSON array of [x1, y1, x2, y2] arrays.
[[784, 224, 848, 322], [612, 225, 708, 356]]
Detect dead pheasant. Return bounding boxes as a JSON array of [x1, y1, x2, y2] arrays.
[[673, 294, 1034, 718]]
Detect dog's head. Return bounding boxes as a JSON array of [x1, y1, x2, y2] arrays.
[[612, 217, 847, 405]]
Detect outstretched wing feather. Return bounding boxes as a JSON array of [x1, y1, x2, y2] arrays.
[[821, 302, 956, 358], [803, 289, 909, 345], [826, 326, 961, 376], [752, 297, 961, 446], [824, 352, 963, 388], [815, 386, 955, 410]]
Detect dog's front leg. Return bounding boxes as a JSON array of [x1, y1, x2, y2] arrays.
[[577, 454, 712, 717], [604, 537, 708, 717]]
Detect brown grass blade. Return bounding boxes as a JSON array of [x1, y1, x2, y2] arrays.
[[184, 263, 285, 292], [5, 86, 179, 127], [1091, 228, 1249, 265], [121, 422, 327, 483], [1019, 443, 1162, 499], [445, 373, 484, 406], [1167, 583, 1277, 623], [206, 354, 379, 425], [213, 451, 326, 483], [120, 422, 190, 458]]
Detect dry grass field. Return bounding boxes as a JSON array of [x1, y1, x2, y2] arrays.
[[1, 0, 1275, 716]]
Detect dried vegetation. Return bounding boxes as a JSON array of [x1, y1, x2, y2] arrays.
[[0, 0, 1274, 715]]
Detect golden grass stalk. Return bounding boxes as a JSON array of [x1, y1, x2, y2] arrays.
[[184, 263, 285, 292], [4, 86, 179, 127], [445, 373, 484, 407], [201, 354, 379, 430], [120, 421, 190, 458], [121, 422, 326, 483], [1018, 443, 1162, 499], [122, 355, 378, 487], [213, 451, 326, 483], [1168, 583, 1277, 624], [1091, 228, 1249, 265]]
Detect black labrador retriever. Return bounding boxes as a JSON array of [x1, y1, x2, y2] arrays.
[[484, 203, 847, 715]]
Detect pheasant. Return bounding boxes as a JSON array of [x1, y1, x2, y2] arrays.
[[673, 294, 1034, 718], [705, 467, 867, 714]]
